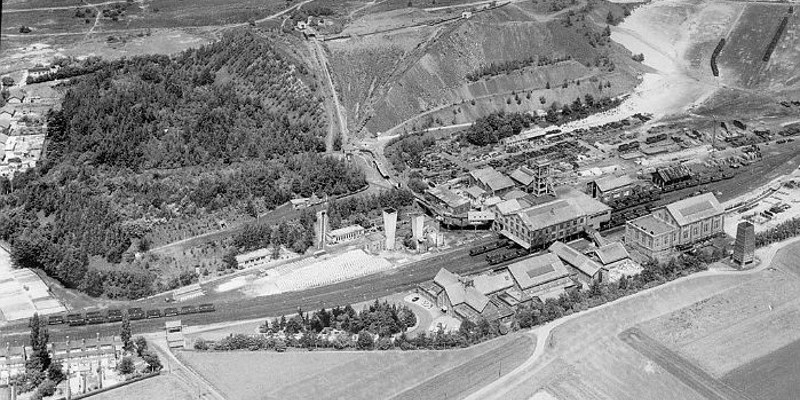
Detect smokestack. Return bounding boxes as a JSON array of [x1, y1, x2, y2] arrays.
[[383, 208, 397, 250]]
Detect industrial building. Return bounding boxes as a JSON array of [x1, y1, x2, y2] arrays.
[[469, 166, 516, 196], [417, 269, 514, 324], [588, 175, 640, 202], [492, 191, 611, 250], [506, 253, 575, 301], [326, 225, 366, 244], [625, 192, 725, 259], [548, 241, 603, 284], [424, 186, 471, 215]]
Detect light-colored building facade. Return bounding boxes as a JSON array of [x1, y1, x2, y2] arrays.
[[625, 192, 725, 259], [492, 191, 611, 250]]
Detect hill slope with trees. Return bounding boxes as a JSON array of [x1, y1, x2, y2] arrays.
[[0, 30, 365, 299]]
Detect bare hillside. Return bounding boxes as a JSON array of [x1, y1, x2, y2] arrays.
[[327, 1, 644, 135]]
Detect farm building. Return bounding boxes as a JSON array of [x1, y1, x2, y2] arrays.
[[625, 192, 724, 259], [492, 191, 611, 250], [506, 253, 575, 301], [548, 241, 602, 285], [469, 166, 515, 196]]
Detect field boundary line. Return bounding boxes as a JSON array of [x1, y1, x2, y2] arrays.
[[620, 327, 751, 400]]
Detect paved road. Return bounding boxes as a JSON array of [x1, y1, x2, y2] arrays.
[[1, 237, 510, 342]]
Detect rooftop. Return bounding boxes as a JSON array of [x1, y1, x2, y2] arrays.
[[426, 186, 470, 210], [628, 214, 676, 236], [514, 192, 609, 232], [502, 189, 528, 201], [470, 166, 515, 192], [472, 271, 514, 295], [434, 269, 490, 312], [593, 242, 630, 265], [664, 192, 724, 226], [509, 166, 536, 186], [594, 175, 637, 193], [328, 225, 365, 237], [548, 241, 602, 278], [507, 253, 570, 290], [463, 186, 486, 199]]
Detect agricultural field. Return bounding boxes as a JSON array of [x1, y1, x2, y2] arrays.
[[177, 333, 535, 400], [91, 374, 195, 400], [478, 271, 752, 400], [638, 268, 800, 377], [723, 337, 800, 400], [716, 3, 794, 88]]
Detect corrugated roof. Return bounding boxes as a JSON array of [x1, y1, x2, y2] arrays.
[[470, 167, 515, 192], [665, 192, 724, 227], [548, 241, 602, 278], [507, 254, 569, 290], [593, 242, 630, 265]]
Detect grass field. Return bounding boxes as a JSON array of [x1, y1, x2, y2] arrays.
[[723, 337, 800, 400], [639, 268, 800, 377], [91, 374, 194, 400], [177, 333, 534, 400]]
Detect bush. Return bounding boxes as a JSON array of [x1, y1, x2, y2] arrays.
[[357, 331, 374, 350], [117, 357, 135, 374], [193, 338, 209, 350], [134, 336, 148, 356], [142, 350, 162, 372], [38, 380, 56, 397], [274, 339, 287, 352]]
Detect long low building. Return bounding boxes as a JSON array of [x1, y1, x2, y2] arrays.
[[492, 191, 611, 250]]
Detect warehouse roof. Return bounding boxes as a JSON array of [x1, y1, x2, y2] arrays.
[[664, 192, 724, 227], [509, 166, 536, 186], [594, 175, 637, 193], [593, 242, 630, 265], [426, 186, 469, 210], [472, 271, 515, 295], [507, 253, 570, 290], [470, 167, 515, 193], [548, 241, 602, 278]]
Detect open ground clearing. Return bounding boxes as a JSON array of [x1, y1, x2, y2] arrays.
[[178, 333, 534, 400], [91, 374, 195, 400]]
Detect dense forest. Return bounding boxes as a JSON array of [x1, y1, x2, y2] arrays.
[[0, 30, 366, 299]]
